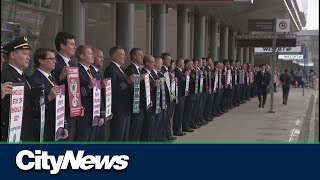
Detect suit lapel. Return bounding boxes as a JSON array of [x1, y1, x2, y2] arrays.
[[37, 70, 54, 88], [111, 62, 126, 79], [78, 64, 91, 82]]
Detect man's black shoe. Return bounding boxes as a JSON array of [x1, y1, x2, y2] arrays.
[[201, 120, 208, 124], [182, 129, 194, 132], [173, 132, 184, 136], [167, 136, 177, 141], [190, 125, 199, 129], [196, 122, 203, 126]]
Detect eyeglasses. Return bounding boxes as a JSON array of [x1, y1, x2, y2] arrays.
[[44, 57, 56, 60]]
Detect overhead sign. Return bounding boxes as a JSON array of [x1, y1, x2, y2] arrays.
[[276, 19, 290, 33], [278, 54, 304, 60], [248, 19, 274, 32], [298, 63, 314, 66], [255, 46, 301, 53], [85, 0, 237, 2], [237, 34, 296, 39], [236, 34, 297, 47]]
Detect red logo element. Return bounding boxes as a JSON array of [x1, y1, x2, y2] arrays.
[[279, 21, 287, 30]]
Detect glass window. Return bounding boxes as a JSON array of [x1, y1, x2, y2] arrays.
[[85, 2, 115, 70], [1, 0, 63, 75]]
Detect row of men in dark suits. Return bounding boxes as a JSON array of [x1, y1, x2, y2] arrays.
[[1, 32, 272, 142], [1, 33, 110, 142]]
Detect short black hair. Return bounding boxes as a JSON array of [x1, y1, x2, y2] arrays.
[[184, 59, 192, 65], [214, 61, 219, 67], [176, 58, 184, 65], [75, 45, 92, 61], [109, 46, 123, 58], [143, 55, 153, 65], [130, 48, 142, 60], [154, 56, 162, 62], [55, 32, 75, 52], [222, 59, 229, 65], [33, 48, 55, 68], [161, 52, 171, 60], [192, 59, 199, 63]]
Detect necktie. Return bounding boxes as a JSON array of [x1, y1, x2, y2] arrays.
[[118, 66, 125, 75], [22, 73, 31, 90], [219, 70, 222, 89], [87, 69, 93, 79], [48, 75, 56, 86], [68, 60, 72, 66]]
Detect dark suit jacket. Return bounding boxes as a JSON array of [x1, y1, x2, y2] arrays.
[[212, 68, 219, 91], [200, 67, 207, 93], [103, 62, 131, 116], [187, 69, 196, 94], [78, 64, 94, 127], [256, 71, 271, 88], [161, 66, 171, 103], [143, 68, 156, 99], [124, 63, 146, 110], [90, 65, 106, 119], [174, 67, 186, 98], [30, 70, 58, 141], [148, 69, 158, 113], [1, 65, 37, 141], [222, 68, 227, 88], [51, 54, 77, 118]]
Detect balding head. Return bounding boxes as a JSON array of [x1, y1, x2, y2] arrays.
[[143, 55, 155, 71], [154, 56, 163, 71], [92, 48, 104, 68], [176, 58, 185, 69]]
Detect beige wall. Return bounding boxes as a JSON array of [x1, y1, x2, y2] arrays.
[[134, 9, 147, 53], [165, 8, 177, 60]]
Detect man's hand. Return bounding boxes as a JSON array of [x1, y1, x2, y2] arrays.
[[62, 129, 69, 139], [106, 114, 113, 121], [1, 82, 13, 99], [89, 78, 96, 89], [127, 74, 135, 84], [154, 80, 160, 87], [59, 66, 69, 81], [101, 79, 106, 89], [48, 86, 59, 101], [98, 118, 104, 126], [169, 73, 174, 80], [140, 74, 145, 81]]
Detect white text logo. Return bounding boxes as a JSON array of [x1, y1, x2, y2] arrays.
[[16, 150, 129, 174]]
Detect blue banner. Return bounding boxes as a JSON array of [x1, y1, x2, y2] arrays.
[[0, 144, 319, 179]]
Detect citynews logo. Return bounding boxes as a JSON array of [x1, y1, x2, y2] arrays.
[[16, 150, 129, 175]]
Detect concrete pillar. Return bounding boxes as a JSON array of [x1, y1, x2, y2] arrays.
[[146, 4, 151, 54], [249, 47, 254, 65], [177, 6, 189, 59], [220, 25, 229, 59], [116, 3, 134, 56], [228, 30, 237, 60], [152, 4, 166, 57], [194, 15, 206, 59], [243, 47, 250, 63], [209, 19, 220, 60], [63, 0, 85, 45], [236, 47, 243, 61]]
